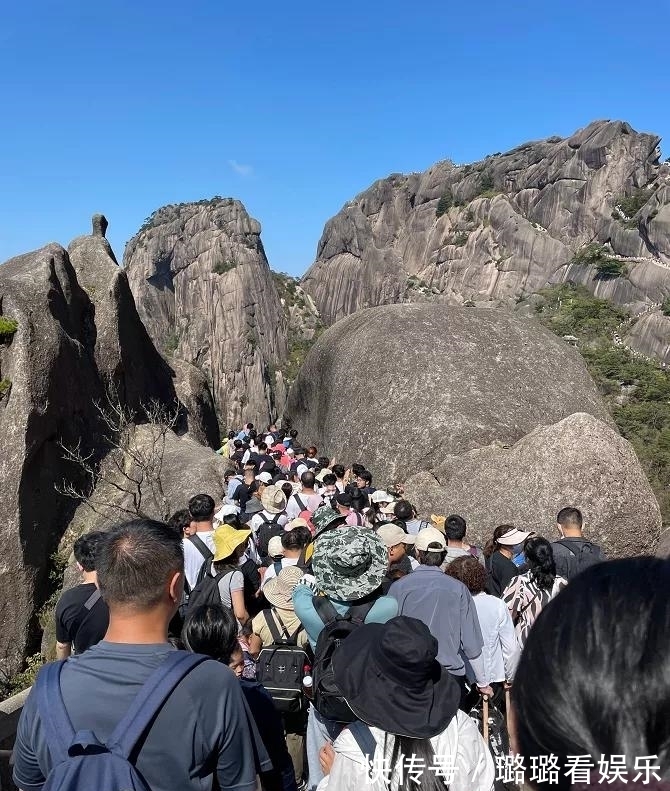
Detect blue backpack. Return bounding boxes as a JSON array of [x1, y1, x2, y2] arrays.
[[35, 651, 208, 790]]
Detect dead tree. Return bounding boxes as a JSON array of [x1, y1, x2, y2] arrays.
[[56, 388, 179, 522]]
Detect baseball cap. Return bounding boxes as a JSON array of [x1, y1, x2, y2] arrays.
[[415, 527, 447, 552], [255, 471, 273, 484], [370, 490, 394, 504], [376, 524, 416, 548]]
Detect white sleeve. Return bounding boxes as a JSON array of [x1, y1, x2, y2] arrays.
[[261, 565, 277, 589], [317, 728, 373, 791], [498, 603, 520, 681], [451, 712, 495, 791]]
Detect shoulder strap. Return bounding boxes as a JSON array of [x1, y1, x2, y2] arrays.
[[348, 721, 376, 761], [263, 610, 284, 644], [347, 600, 375, 623], [294, 494, 306, 511], [273, 560, 283, 575], [83, 588, 102, 611], [273, 609, 294, 642], [188, 534, 214, 561], [106, 652, 209, 759], [313, 596, 340, 626], [36, 661, 74, 765]]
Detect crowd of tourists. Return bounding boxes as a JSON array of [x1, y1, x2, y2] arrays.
[[13, 422, 669, 791]]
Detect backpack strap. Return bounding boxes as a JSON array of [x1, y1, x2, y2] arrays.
[[106, 652, 209, 759], [313, 596, 340, 626], [348, 721, 376, 762], [273, 560, 283, 575], [83, 588, 101, 611], [347, 600, 375, 624], [188, 534, 214, 561], [294, 494, 306, 512], [555, 538, 579, 558], [36, 660, 74, 765], [264, 610, 285, 644]]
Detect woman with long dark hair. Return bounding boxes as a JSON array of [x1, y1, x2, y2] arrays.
[[502, 536, 567, 648], [316, 616, 494, 790], [511, 557, 670, 789]]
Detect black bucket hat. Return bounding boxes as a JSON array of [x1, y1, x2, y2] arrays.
[[331, 616, 461, 738]]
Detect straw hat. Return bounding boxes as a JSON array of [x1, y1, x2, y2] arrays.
[[261, 485, 287, 515], [212, 524, 250, 562], [263, 565, 304, 609]]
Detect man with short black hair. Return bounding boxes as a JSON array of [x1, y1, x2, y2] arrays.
[[184, 494, 216, 590], [553, 507, 605, 581], [355, 469, 375, 496], [391, 500, 428, 535], [444, 514, 484, 566], [389, 527, 492, 707], [55, 532, 109, 659], [286, 471, 323, 519], [14, 520, 260, 791]]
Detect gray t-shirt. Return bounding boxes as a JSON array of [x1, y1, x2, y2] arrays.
[[13, 642, 262, 791]]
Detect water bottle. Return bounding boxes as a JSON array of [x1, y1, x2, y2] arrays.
[[303, 674, 313, 699]]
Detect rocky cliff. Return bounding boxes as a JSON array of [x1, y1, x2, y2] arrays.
[[302, 120, 670, 361], [123, 198, 321, 429], [0, 217, 221, 674]]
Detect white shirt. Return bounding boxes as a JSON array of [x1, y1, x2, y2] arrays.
[[261, 556, 301, 588], [316, 711, 494, 791], [466, 592, 520, 684], [183, 531, 215, 589], [249, 510, 289, 535]]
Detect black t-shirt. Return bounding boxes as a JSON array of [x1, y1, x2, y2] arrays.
[[54, 582, 109, 654], [485, 552, 519, 597]]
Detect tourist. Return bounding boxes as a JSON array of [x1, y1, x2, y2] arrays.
[[389, 527, 493, 706], [334, 491, 365, 526], [367, 490, 395, 526], [183, 603, 297, 791], [502, 536, 567, 649], [233, 467, 259, 512], [183, 493, 216, 589], [249, 567, 310, 787], [208, 524, 252, 628], [511, 557, 670, 789], [331, 464, 346, 492], [318, 616, 495, 790], [483, 524, 530, 597], [354, 469, 375, 496], [293, 527, 397, 790], [167, 508, 194, 537], [444, 514, 485, 565], [445, 556, 519, 710], [316, 472, 338, 507], [261, 525, 312, 588], [375, 523, 418, 591], [249, 484, 289, 563], [286, 471, 324, 519], [13, 519, 259, 791], [383, 499, 427, 534], [552, 506, 605, 581], [54, 531, 109, 659]]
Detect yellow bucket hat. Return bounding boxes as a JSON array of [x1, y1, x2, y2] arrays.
[[212, 524, 250, 562]]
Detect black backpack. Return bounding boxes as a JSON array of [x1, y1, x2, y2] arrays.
[[312, 597, 374, 723], [179, 535, 213, 620], [256, 513, 284, 562], [256, 609, 311, 715], [185, 561, 233, 618], [555, 538, 603, 580]]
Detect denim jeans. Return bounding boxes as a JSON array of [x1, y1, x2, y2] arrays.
[[306, 704, 343, 790]]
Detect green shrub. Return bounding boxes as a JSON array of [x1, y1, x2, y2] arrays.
[[452, 232, 469, 247], [479, 172, 495, 192], [212, 259, 237, 275], [0, 316, 18, 342], [164, 330, 179, 355], [572, 243, 627, 280], [0, 653, 44, 699], [537, 284, 670, 524], [662, 297, 670, 317], [0, 378, 11, 398], [615, 187, 652, 220], [436, 191, 453, 218]]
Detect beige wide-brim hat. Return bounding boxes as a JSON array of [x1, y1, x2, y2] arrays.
[[261, 484, 287, 514], [264, 565, 304, 609]]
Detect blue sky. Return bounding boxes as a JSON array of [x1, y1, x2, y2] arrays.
[[1, 0, 669, 276]]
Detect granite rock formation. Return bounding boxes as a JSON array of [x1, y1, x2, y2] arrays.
[[403, 412, 661, 558], [302, 120, 670, 361], [124, 198, 304, 428], [284, 303, 612, 484]]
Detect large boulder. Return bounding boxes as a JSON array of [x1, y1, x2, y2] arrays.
[[284, 303, 611, 483], [403, 413, 661, 558], [0, 244, 103, 673]]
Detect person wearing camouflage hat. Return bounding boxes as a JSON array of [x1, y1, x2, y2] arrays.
[[311, 527, 388, 601], [292, 527, 398, 790], [311, 506, 346, 539]]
